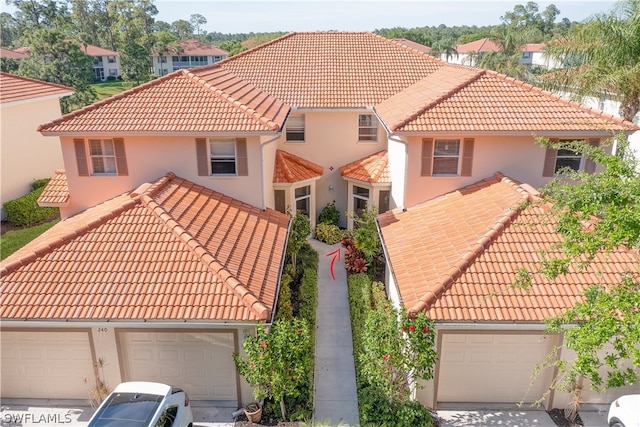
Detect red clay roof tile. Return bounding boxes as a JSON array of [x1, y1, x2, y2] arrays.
[[0, 72, 73, 104], [273, 149, 323, 183], [37, 170, 69, 206], [0, 173, 290, 322], [340, 150, 390, 183], [378, 173, 639, 322]]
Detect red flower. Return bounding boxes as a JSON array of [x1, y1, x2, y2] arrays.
[[423, 326, 429, 333], [384, 354, 390, 360], [261, 341, 267, 349], [409, 325, 416, 332]]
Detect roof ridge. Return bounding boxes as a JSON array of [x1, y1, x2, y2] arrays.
[[184, 67, 283, 131], [140, 190, 271, 320], [0, 195, 140, 278], [38, 71, 183, 132], [217, 32, 296, 66], [276, 149, 324, 182], [389, 67, 486, 131], [485, 70, 639, 130], [407, 172, 533, 317]]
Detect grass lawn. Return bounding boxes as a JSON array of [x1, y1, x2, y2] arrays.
[[92, 81, 131, 101], [1, 218, 60, 261]]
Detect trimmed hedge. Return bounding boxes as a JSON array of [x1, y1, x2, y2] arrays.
[[315, 222, 346, 245], [3, 183, 57, 226]]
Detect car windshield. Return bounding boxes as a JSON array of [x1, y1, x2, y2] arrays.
[[88, 392, 163, 427]]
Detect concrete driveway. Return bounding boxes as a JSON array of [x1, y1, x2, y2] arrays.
[[0, 399, 237, 427]]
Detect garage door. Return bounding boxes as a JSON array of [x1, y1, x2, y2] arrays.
[[119, 331, 237, 401], [1, 330, 94, 399], [438, 332, 556, 404]]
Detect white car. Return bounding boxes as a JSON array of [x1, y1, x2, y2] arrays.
[[87, 381, 194, 427], [608, 394, 640, 427]]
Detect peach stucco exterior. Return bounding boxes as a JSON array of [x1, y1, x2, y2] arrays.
[[1, 97, 66, 218]]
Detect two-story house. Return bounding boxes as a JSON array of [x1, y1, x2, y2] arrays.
[[1, 32, 637, 409], [81, 43, 121, 81], [151, 39, 229, 76]]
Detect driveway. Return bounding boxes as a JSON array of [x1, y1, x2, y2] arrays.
[[0, 399, 236, 427]]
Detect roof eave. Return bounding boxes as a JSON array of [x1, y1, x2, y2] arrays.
[[39, 130, 281, 137]]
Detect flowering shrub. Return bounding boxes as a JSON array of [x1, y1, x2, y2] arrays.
[[342, 236, 368, 273], [233, 318, 311, 421]]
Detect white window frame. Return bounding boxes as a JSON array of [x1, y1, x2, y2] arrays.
[[294, 185, 311, 216], [358, 114, 378, 142], [432, 139, 461, 176], [353, 185, 370, 218], [286, 114, 305, 142], [88, 139, 117, 175], [209, 138, 237, 175]]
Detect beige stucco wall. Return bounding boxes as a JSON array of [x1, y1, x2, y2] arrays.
[[402, 134, 607, 208], [58, 135, 265, 218], [1, 98, 65, 218], [263, 110, 385, 228]]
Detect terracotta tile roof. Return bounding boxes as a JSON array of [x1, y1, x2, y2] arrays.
[[381, 70, 638, 133], [340, 150, 390, 183], [392, 38, 432, 54], [0, 47, 25, 59], [217, 31, 444, 108], [0, 72, 73, 104], [81, 43, 117, 56], [456, 38, 502, 53], [378, 173, 639, 323], [520, 43, 546, 52], [0, 173, 290, 322], [161, 39, 228, 56], [273, 149, 323, 183], [38, 67, 289, 135], [37, 170, 69, 206]]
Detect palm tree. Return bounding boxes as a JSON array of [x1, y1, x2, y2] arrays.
[[478, 25, 535, 81], [543, 0, 640, 122], [431, 38, 458, 62]]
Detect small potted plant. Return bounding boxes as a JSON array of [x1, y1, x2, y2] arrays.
[[244, 401, 262, 423]]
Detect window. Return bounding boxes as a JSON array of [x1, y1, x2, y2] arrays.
[[555, 146, 582, 173], [210, 139, 236, 174], [353, 186, 370, 218], [89, 139, 117, 174], [109, 69, 117, 76], [295, 185, 310, 216], [358, 114, 378, 142], [160, 56, 167, 63], [433, 139, 460, 175], [107, 56, 116, 63], [286, 114, 305, 142], [274, 189, 286, 213], [522, 52, 531, 59]]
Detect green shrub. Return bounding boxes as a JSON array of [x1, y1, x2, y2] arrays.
[[318, 201, 340, 226], [315, 222, 346, 245], [31, 178, 50, 190], [4, 187, 57, 226], [275, 273, 294, 321]]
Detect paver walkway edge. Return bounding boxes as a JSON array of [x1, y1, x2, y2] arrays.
[[309, 238, 360, 426]]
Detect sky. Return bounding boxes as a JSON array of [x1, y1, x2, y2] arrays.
[[153, 0, 618, 33]]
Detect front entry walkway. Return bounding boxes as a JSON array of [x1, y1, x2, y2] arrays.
[[309, 238, 360, 426]]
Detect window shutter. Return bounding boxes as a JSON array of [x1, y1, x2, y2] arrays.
[[236, 138, 248, 176], [196, 138, 208, 176], [74, 138, 89, 176], [584, 138, 600, 174], [461, 138, 474, 177], [113, 138, 128, 176], [421, 138, 433, 176], [542, 139, 559, 177]]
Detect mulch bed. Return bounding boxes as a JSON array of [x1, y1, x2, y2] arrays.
[[233, 412, 299, 426], [547, 408, 584, 427]]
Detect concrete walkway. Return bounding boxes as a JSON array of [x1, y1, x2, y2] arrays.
[[309, 238, 360, 426]]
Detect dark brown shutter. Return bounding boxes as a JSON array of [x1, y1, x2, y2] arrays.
[[236, 138, 248, 176], [74, 138, 89, 176], [584, 138, 600, 174], [461, 138, 474, 177], [113, 138, 128, 176], [196, 138, 208, 176], [542, 138, 559, 177], [421, 138, 433, 176]]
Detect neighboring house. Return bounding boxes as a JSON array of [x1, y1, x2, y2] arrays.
[[379, 173, 640, 410], [152, 39, 229, 76], [392, 38, 432, 54], [519, 42, 561, 70], [80, 43, 121, 81], [441, 37, 502, 66], [0, 47, 26, 61], [0, 72, 73, 219], [1, 32, 637, 407]]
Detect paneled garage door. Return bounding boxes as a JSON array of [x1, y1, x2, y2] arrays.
[[1, 330, 94, 399], [119, 331, 237, 401], [438, 332, 556, 404]]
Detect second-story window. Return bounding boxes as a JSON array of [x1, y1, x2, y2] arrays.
[[89, 139, 117, 174], [286, 114, 305, 142], [555, 146, 582, 173], [433, 139, 460, 175], [358, 114, 378, 142], [210, 139, 236, 174], [107, 56, 116, 63]]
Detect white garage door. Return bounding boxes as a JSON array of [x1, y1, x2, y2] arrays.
[[438, 332, 556, 404], [119, 331, 237, 401], [1, 330, 94, 399]]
